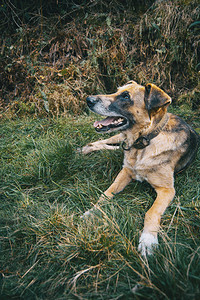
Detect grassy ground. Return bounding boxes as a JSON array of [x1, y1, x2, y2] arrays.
[[0, 108, 200, 299]]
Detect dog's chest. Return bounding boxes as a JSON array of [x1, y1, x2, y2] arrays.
[[123, 142, 167, 182], [123, 150, 149, 181]]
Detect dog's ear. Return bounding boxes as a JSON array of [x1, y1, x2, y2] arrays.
[[144, 83, 171, 115]]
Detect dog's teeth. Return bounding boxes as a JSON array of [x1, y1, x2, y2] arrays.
[[116, 118, 124, 124], [97, 124, 103, 128]]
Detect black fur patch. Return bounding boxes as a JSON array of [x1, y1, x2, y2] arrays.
[[115, 92, 134, 108], [175, 128, 199, 174], [108, 101, 135, 128]]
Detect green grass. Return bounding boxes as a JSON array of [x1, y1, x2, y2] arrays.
[[0, 113, 200, 299]]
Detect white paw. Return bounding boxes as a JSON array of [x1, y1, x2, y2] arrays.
[[138, 232, 158, 257], [80, 206, 98, 219], [77, 144, 94, 154]]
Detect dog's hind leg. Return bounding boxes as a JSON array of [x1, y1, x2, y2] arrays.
[[78, 133, 124, 154], [138, 186, 175, 256]]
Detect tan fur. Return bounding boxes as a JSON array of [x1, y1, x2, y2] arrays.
[[80, 81, 199, 256]]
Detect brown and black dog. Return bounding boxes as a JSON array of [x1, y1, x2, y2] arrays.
[[80, 81, 199, 256]]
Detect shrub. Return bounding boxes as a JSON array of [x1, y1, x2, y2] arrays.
[[0, 0, 199, 117]]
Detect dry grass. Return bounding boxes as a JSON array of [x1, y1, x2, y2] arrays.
[[0, 2, 200, 298], [0, 0, 199, 117], [0, 112, 200, 299]]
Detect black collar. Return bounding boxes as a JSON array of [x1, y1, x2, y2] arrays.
[[122, 114, 169, 151]]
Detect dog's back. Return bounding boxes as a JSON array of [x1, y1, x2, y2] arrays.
[[170, 115, 199, 174]]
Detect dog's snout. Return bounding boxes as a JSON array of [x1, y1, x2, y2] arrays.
[[86, 96, 98, 108]]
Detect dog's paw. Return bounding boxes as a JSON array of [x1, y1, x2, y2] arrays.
[[138, 232, 158, 257], [80, 208, 94, 219], [80, 205, 99, 219], [77, 144, 95, 154]]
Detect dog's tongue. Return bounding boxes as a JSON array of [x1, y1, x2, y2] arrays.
[[93, 117, 115, 128]]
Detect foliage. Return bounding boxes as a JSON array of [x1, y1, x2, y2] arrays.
[[0, 113, 200, 299], [0, 0, 199, 117], [0, 1, 200, 299]]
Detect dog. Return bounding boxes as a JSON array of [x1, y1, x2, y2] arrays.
[[79, 80, 199, 256]]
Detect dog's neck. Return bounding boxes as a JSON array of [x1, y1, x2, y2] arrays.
[[122, 110, 169, 150]]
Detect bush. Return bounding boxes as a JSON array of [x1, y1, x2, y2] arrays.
[[0, 0, 199, 117]]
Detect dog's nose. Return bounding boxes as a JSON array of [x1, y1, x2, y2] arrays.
[[86, 96, 98, 108]]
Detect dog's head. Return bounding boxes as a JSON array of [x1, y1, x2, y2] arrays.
[[87, 81, 171, 133]]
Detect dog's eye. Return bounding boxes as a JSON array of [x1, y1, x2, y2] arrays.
[[121, 91, 130, 101]]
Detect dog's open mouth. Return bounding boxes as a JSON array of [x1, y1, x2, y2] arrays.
[[93, 116, 128, 132]]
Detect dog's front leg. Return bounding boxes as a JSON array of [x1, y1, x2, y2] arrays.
[[100, 167, 133, 199], [79, 133, 124, 154], [81, 167, 132, 218], [138, 186, 175, 256]]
